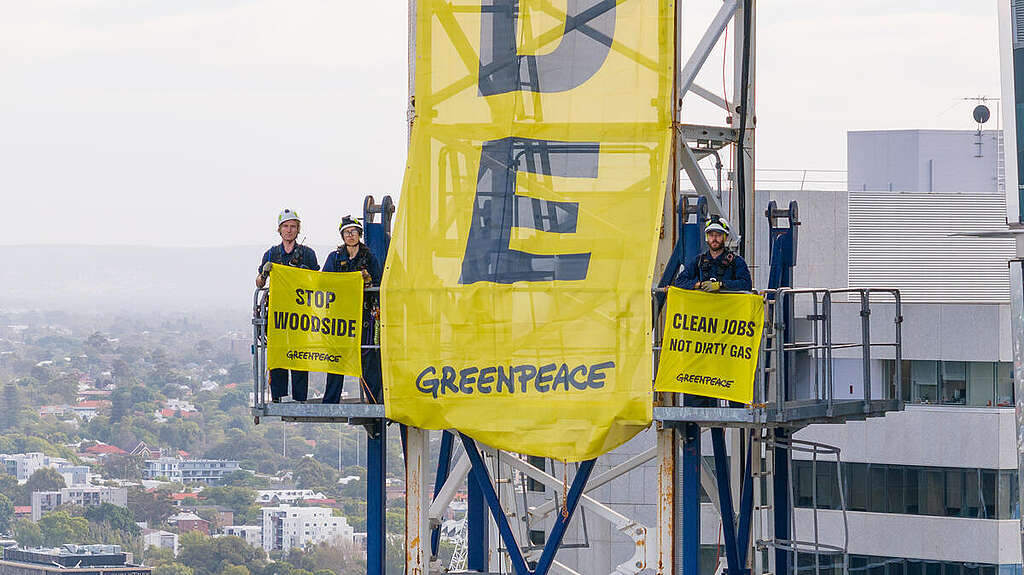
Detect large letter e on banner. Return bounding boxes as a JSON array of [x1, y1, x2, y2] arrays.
[[460, 138, 599, 284]]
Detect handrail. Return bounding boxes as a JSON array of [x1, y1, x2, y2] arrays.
[[253, 284, 903, 424]]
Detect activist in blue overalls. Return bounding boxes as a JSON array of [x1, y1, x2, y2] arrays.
[[321, 216, 383, 404], [256, 209, 320, 403], [673, 216, 752, 292]]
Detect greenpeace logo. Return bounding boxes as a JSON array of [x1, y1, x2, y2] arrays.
[[676, 373, 733, 388], [286, 350, 341, 363]]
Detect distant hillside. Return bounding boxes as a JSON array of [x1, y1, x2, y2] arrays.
[[1, 245, 341, 313]]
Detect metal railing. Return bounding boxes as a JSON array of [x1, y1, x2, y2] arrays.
[[763, 287, 903, 410], [254, 285, 902, 426], [251, 286, 381, 412], [653, 286, 903, 426]]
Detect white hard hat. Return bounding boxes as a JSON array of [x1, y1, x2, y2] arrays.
[[278, 209, 301, 226], [705, 216, 730, 235]]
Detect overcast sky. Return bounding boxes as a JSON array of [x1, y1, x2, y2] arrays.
[[1, 1, 1002, 247]]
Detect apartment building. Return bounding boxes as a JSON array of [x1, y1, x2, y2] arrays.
[[141, 458, 239, 485], [260, 504, 354, 554], [31, 487, 128, 521]]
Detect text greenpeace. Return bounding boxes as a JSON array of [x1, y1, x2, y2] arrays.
[[415, 362, 615, 399], [655, 288, 765, 403], [266, 266, 363, 377]]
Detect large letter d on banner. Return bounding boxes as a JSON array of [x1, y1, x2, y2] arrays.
[[479, 0, 616, 96], [460, 138, 599, 285]]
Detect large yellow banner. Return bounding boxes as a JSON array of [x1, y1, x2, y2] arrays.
[[654, 288, 765, 403], [267, 266, 364, 377], [382, 0, 675, 461]]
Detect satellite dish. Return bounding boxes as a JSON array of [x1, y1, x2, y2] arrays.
[[973, 104, 991, 124]]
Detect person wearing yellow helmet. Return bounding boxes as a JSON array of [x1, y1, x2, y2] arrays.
[[322, 216, 382, 404], [256, 208, 320, 403], [672, 215, 752, 292]]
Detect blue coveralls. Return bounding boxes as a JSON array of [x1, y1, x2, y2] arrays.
[[259, 243, 319, 401], [322, 244, 383, 404], [672, 248, 752, 292]]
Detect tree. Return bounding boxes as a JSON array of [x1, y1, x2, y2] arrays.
[[292, 458, 337, 492], [24, 468, 66, 497], [143, 546, 176, 567], [178, 533, 265, 575], [38, 510, 89, 546], [0, 493, 13, 533], [153, 565, 193, 575], [127, 488, 174, 526], [0, 476, 19, 511], [12, 518, 42, 547], [2, 383, 22, 431], [84, 503, 140, 536], [199, 486, 254, 517]]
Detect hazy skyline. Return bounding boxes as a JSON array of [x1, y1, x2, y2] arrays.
[[1, 1, 1002, 247]]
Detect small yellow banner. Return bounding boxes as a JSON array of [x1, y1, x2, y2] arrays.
[[654, 288, 765, 403], [267, 266, 364, 377]]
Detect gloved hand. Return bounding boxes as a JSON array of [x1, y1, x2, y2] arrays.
[[700, 280, 723, 292]]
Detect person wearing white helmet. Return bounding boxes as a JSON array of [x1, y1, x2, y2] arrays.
[[672, 215, 752, 292], [322, 215, 383, 404], [256, 208, 320, 403]]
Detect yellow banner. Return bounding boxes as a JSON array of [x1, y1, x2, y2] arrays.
[[267, 266, 364, 377], [654, 288, 765, 403], [382, 0, 675, 461]]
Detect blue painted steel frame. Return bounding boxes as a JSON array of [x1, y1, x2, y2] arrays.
[[681, 423, 701, 575], [767, 200, 798, 575], [673, 195, 708, 575], [467, 465, 489, 570], [367, 420, 386, 575], [459, 434, 596, 575], [362, 195, 393, 575]]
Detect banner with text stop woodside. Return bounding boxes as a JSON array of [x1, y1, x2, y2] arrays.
[[381, 0, 675, 461]]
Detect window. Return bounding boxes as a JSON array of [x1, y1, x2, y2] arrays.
[[968, 363, 995, 407], [847, 463, 868, 512], [941, 362, 967, 405], [911, 361, 938, 403], [869, 465, 886, 513], [886, 467, 903, 514], [997, 364, 1014, 407]]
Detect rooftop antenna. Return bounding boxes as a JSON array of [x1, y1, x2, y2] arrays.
[[964, 96, 995, 157]]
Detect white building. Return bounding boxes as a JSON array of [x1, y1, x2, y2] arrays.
[[221, 525, 263, 549], [31, 486, 128, 521], [254, 489, 326, 505], [141, 458, 240, 485], [142, 529, 178, 556], [0, 453, 78, 483], [260, 504, 354, 553]]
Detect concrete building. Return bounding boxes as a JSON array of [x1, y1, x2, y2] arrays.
[[0, 546, 149, 575], [141, 458, 239, 485], [220, 526, 262, 549], [260, 504, 354, 554], [31, 487, 128, 521], [141, 530, 178, 556]]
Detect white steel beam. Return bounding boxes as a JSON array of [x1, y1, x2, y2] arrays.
[[428, 453, 471, 523], [530, 447, 657, 520], [690, 83, 731, 112], [657, 426, 675, 575], [405, 427, 430, 575], [679, 142, 727, 217], [678, 0, 740, 99]]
